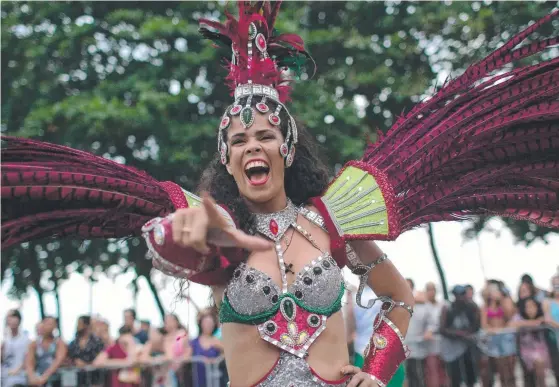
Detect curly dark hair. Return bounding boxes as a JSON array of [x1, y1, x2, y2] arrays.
[[198, 97, 331, 235], [517, 296, 544, 321], [516, 296, 544, 340]]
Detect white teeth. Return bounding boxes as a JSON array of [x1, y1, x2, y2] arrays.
[[245, 160, 269, 171]]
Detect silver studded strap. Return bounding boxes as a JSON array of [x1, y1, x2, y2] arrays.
[[298, 207, 327, 231]]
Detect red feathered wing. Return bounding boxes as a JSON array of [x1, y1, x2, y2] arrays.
[[1, 136, 186, 249], [359, 10, 559, 234]]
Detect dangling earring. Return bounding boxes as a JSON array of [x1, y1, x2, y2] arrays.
[[218, 112, 231, 165], [220, 142, 228, 165], [286, 145, 295, 167], [281, 119, 293, 166], [280, 142, 289, 157]]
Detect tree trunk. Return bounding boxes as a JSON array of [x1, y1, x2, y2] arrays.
[[34, 286, 46, 320], [427, 223, 449, 301], [145, 274, 166, 319], [54, 282, 62, 335]]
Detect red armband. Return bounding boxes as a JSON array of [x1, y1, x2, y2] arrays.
[[141, 216, 244, 286], [362, 315, 409, 387]]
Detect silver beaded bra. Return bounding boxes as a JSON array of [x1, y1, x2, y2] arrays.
[[219, 200, 345, 358]]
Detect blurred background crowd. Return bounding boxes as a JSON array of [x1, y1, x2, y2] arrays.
[[2, 307, 225, 387], [2, 271, 558, 387], [346, 272, 559, 387]]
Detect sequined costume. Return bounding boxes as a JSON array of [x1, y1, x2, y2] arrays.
[[250, 352, 349, 387], [2, 2, 559, 386], [219, 202, 349, 386]]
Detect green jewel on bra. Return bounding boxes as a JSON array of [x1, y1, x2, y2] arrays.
[[219, 282, 345, 325]]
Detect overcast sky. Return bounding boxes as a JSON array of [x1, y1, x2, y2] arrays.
[[2, 219, 558, 342]]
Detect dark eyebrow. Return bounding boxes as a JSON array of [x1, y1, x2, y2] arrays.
[[255, 128, 277, 136], [230, 128, 277, 140], [230, 132, 246, 140]]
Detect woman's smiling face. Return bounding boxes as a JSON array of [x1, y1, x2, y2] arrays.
[[225, 112, 288, 209]]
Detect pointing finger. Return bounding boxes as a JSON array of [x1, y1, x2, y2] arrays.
[[201, 193, 230, 229], [229, 229, 273, 251]]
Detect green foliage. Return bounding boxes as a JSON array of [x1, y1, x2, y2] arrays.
[[2, 1, 557, 301]]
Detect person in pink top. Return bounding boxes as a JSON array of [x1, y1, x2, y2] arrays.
[[94, 326, 140, 387], [164, 314, 191, 386], [479, 282, 516, 387]]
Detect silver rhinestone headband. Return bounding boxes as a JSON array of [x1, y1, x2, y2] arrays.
[[234, 84, 280, 103]]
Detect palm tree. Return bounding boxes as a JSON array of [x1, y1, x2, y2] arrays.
[[427, 224, 449, 301]]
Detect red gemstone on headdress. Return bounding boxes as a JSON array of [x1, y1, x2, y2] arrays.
[[269, 114, 280, 126], [255, 33, 267, 52], [280, 143, 289, 157], [256, 103, 269, 113], [269, 219, 279, 235], [219, 116, 231, 130], [231, 105, 242, 115]]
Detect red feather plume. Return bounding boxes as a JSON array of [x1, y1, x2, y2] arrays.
[[1, 137, 184, 249], [362, 10, 559, 233], [198, 0, 313, 103]]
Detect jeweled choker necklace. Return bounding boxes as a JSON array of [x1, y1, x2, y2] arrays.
[[253, 199, 299, 294], [253, 199, 298, 242]]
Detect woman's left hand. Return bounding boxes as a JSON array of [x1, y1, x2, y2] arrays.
[[341, 365, 379, 387]]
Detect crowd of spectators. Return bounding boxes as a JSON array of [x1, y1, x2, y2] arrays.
[[346, 271, 559, 387], [3, 271, 558, 387], [1, 308, 223, 387]]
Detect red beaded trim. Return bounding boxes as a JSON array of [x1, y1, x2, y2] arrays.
[[362, 315, 408, 386], [160, 181, 189, 210]]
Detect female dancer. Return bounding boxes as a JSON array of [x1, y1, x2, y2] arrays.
[[2, 2, 558, 386]]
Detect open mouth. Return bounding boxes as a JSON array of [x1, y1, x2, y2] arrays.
[[244, 159, 270, 186]]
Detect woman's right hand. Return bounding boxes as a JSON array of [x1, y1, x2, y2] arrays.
[[171, 193, 272, 254]]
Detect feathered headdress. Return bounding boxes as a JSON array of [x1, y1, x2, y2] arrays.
[[199, 1, 315, 167]]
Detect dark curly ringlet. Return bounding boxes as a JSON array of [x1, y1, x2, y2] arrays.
[[198, 96, 331, 236]]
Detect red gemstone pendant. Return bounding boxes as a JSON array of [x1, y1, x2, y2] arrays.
[[219, 116, 231, 130], [230, 105, 242, 115], [269, 219, 279, 235], [269, 114, 281, 126], [255, 33, 267, 52], [256, 103, 269, 113]]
